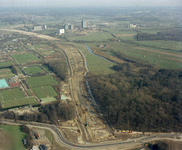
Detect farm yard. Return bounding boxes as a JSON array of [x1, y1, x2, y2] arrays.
[[32, 86, 58, 98], [11, 53, 41, 64], [26, 75, 58, 88]]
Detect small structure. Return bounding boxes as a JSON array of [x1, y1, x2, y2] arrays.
[[22, 139, 27, 145], [35, 133, 41, 139], [39, 145, 48, 150], [34, 26, 42, 31], [58, 29, 65, 35]]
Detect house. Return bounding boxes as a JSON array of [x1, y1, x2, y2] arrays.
[[39, 145, 48, 150]]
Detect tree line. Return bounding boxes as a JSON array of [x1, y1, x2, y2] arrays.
[[136, 30, 182, 41], [87, 63, 182, 132]]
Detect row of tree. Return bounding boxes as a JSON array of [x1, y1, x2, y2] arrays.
[[87, 63, 182, 132], [136, 31, 182, 41], [21, 125, 33, 149]]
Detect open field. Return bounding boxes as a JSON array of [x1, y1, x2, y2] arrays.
[[1, 97, 39, 109], [1, 88, 24, 101], [32, 86, 58, 98], [0, 125, 26, 150], [89, 42, 182, 69], [26, 75, 58, 88], [0, 93, 3, 101], [41, 97, 57, 103], [136, 40, 182, 51], [23, 66, 45, 74], [0, 68, 15, 78], [68, 31, 114, 42], [11, 53, 41, 64], [74, 43, 115, 74], [0, 61, 15, 67]]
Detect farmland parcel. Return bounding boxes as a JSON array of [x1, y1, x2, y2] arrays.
[[26, 75, 58, 87], [11, 53, 41, 64]]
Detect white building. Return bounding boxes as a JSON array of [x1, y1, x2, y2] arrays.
[[58, 29, 65, 35]]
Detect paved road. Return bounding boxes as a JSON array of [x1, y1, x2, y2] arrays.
[[1, 119, 181, 150]]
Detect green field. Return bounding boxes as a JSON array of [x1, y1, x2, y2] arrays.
[[136, 40, 182, 51], [23, 66, 45, 74], [26, 75, 58, 87], [0, 93, 3, 102], [1, 97, 39, 109], [1, 88, 24, 101], [0, 125, 27, 150], [11, 53, 41, 64], [68, 32, 114, 42], [74, 44, 115, 74], [0, 61, 15, 67], [0, 68, 15, 78], [41, 97, 57, 103], [32, 86, 58, 98]]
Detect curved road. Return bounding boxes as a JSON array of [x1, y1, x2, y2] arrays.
[[1, 119, 181, 150]]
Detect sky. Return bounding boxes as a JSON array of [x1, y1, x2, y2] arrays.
[[0, 0, 182, 7]]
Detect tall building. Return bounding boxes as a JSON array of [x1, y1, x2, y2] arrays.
[[64, 24, 69, 30], [58, 29, 65, 35], [81, 20, 87, 28], [68, 25, 74, 30]]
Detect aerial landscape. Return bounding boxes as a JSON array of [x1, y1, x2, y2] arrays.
[[0, 0, 182, 150]]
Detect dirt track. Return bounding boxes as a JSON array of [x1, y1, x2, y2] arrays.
[[134, 47, 182, 58]]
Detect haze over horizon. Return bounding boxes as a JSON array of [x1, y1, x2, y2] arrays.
[[0, 0, 182, 8]]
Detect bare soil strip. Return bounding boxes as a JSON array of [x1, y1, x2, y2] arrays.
[[114, 34, 136, 37], [133, 47, 182, 58]]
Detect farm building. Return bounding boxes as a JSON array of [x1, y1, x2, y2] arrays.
[[0, 79, 9, 88]]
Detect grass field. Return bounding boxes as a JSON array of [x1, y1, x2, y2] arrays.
[[74, 44, 115, 74], [41, 97, 57, 103], [68, 31, 114, 42], [0, 93, 3, 102], [0, 68, 15, 78], [1, 97, 39, 109], [32, 86, 58, 98], [99, 42, 182, 69], [26, 75, 58, 88], [23, 66, 45, 74], [0, 125, 27, 150], [1, 88, 24, 101], [0, 61, 15, 67], [11, 53, 41, 64]]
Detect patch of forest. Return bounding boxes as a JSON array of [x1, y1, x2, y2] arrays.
[[87, 63, 182, 132], [3, 101, 75, 124], [137, 30, 182, 41]]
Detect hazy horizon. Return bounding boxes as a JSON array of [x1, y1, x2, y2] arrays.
[[0, 0, 182, 8]]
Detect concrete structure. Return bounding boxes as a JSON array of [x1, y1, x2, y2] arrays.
[[33, 25, 42, 31], [58, 29, 65, 35], [128, 24, 137, 28], [81, 20, 87, 28], [43, 25, 47, 29]]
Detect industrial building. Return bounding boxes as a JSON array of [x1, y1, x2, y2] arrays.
[[58, 29, 65, 35], [33, 25, 42, 31], [128, 24, 137, 28], [43, 25, 47, 29], [81, 20, 87, 28]]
